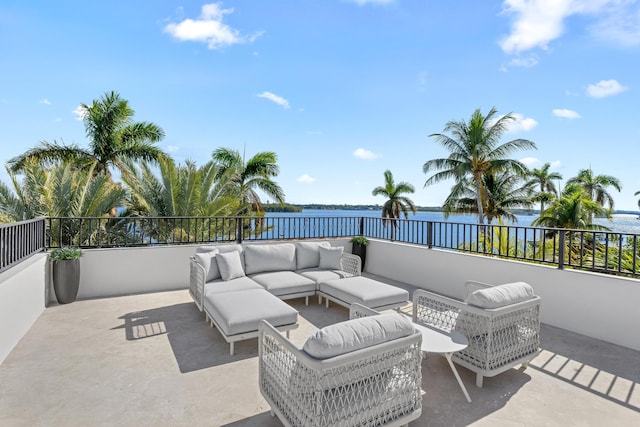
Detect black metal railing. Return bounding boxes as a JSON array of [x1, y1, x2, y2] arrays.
[[2, 215, 639, 279], [0, 218, 46, 273]]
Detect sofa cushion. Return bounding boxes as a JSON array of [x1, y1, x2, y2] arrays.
[[465, 282, 535, 309], [250, 271, 316, 297], [204, 289, 298, 336], [297, 268, 352, 283], [303, 313, 414, 359], [295, 241, 331, 270], [195, 244, 244, 280], [204, 276, 264, 296], [216, 251, 246, 281], [318, 277, 409, 310], [244, 243, 297, 275], [318, 246, 343, 270], [194, 249, 219, 282]]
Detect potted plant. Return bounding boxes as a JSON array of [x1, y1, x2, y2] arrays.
[[349, 236, 369, 272], [50, 247, 82, 304]]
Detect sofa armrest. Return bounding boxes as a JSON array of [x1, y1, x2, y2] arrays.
[[349, 303, 380, 319], [340, 253, 361, 276], [189, 257, 206, 311]]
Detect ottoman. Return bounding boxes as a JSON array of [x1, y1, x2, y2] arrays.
[[317, 276, 409, 311], [203, 288, 299, 355]]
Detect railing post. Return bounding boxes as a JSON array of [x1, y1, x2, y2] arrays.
[[558, 231, 565, 270], [236, 217, 243, 243], [359, 217, 364, 237], [427, 221, 433, 249]]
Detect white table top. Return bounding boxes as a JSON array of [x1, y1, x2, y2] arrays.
[[412, 322, 468, 354]]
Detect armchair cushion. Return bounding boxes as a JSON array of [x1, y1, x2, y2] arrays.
[[216, 251, 246, 281], [295, 241, 330, 270], [303, 313, 414, 359], [318, 246, 343, 270], [465, 281, 534, 309]]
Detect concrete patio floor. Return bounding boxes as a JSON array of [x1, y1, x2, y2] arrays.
[[1, 281, 639, 426]]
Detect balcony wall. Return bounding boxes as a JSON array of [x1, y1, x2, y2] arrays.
[[0, 253, 47, 364], [366, 239, 640, 352]]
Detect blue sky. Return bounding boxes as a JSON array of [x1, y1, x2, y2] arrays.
[[1, 0, 639, 210]]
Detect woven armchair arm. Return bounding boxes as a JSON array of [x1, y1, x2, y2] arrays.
[[189, 257, 206, 311], [340, 252, 361, 276], [349, 303, 380, 319], [412, 288, 472, 332]]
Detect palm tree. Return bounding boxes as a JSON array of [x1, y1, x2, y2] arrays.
[[8, 91, 166, 178], [533, 183, 609, 230], [566, 168, 621, 221], [527, 163, 562, 214], [211, 147, 285, 214], [424, 107, 537, 224], [444, 171, 534, 224], [635, 190, 640, 210], [372, 170, 417, 240]]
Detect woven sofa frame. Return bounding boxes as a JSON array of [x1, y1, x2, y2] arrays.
[[412, 281, 541, 388], [258, 320, 423, 427], [189, 250, 361, 312]]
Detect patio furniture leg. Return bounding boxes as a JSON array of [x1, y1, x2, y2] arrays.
[[230, 342, 234, 356], [305, 296, 309, 306], [326, 298, 329, 308], [476, 373, 483, 388], [318, 295, 322, 304], [445, 353, 472, 402]]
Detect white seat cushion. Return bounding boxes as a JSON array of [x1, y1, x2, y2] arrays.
[[303, 313, 414, 359], [250, 271, 316, 297], [297, 268, 352, 283], [244, 243, 297, 274], [318, 276, 409, 309], [204, 277, 264, 296], [465, 281, 535, 309], [204, 289, 298, 336]]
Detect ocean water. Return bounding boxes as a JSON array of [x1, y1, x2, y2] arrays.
[[266, 209, 640, 235]]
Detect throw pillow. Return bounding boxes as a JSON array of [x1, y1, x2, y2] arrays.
[[303, 313, 414, 359], [295, 241, 331, 270], [318, 246, 343, 270], [193, 249, 220, 282], [465, 281, 535, 309], [216, 251, 246, 281]]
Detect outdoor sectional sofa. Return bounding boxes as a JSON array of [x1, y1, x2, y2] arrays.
[[189, 240, 409, 354]]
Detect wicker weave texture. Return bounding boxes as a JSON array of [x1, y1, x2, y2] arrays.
[[413, 288, 541, 381], [340, 253, 362, 277], [259, 321, 422, 427]]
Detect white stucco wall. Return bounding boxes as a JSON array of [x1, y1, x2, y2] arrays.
[[365, 239, 640, 352], [0, 253, 47, 364]]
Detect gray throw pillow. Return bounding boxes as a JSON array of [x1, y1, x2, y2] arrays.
[[216, 251, 246, 281], [193, 249, 220, 282], [318, 246, 343, 270]]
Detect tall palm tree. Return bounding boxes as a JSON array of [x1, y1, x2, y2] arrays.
[[372, 170, 417, 240], [566, 168, 621, 220], [424, 107, 537, 224], [527, 163, 562, 214], [533, 183, 609, 230], [8, 91, 166, 178], [443, 171, 534, 224], [212, 147, 285, 214]]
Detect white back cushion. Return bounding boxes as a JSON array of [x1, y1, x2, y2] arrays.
[[216, 251, 246, 281], [465, 281, 535, 309], [193, 249, 219, 282], [303, 313, 414, 359], [295, 241, 331, 270], [318, 246, 343, 270], [244, 243, 297, 275]]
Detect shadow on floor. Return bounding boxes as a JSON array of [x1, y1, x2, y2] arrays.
[[221, 411, 282, 427]]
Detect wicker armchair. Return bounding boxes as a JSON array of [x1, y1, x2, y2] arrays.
[[413, 281, 541, 387], [258, 318, 423, 427]]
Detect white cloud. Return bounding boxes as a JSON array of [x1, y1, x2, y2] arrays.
[[166, 145, 180, 153], [164, 3, 261, 49], [353, 148, 381, 160], [39, 98, 51, 105], [499, 0, 630, 54], [256, 91, 290, 109], [297, 174, 317, 183], [346, 0, 395, 5], [589, 2, 640, 46], [550, 160, 562, 169], [586, 79, 628, 98], [520, 157, 540, 167], [504, 113, 538, 132], [552, 108, 581, 119], [72, 105, 87, 120], [508, 55, 539, 68]]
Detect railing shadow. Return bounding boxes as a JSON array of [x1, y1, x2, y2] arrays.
[[530, 323, 640, 412], [113, 302, 256, 373]]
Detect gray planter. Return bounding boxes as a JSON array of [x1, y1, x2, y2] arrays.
[[52, 259, 80, 304]]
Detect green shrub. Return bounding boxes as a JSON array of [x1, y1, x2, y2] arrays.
[[349, 236, 369, 246], [50, 247, 83, 261]]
